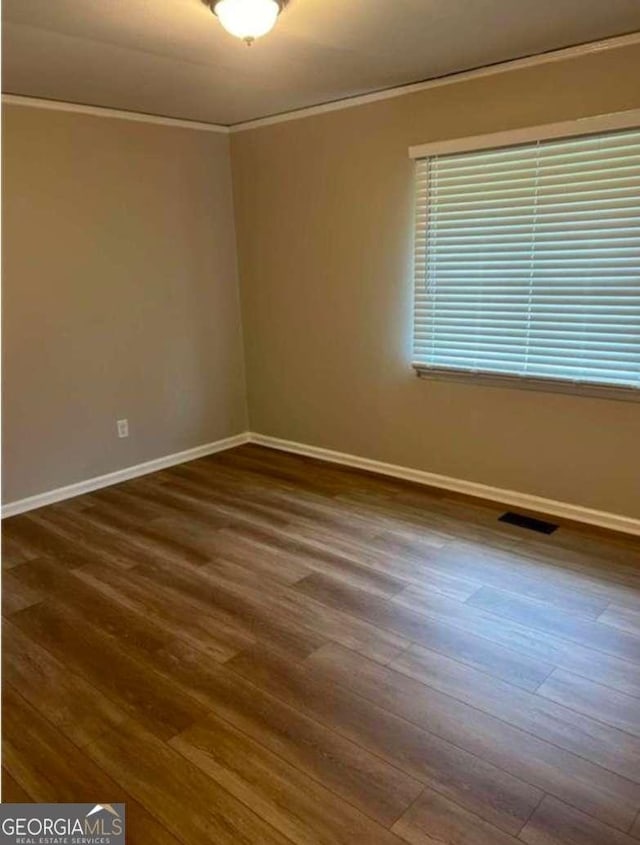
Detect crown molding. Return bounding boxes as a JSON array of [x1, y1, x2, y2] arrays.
[[230, 31, 640, 132], [2, 94, 230, 134], [3, 31, 639, 135]]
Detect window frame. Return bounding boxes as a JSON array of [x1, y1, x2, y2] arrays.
[[410, 110, 640, 402]]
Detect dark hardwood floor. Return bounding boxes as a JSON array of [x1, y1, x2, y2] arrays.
[[3, 443, 640, 844]]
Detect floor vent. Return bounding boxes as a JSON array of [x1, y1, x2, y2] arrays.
[[499, 511, 558, 534]]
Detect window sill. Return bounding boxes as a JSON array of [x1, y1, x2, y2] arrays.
[[412, 364, 640, 403]]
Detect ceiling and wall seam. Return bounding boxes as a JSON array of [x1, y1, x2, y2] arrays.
[[3, 31, 640, 134]]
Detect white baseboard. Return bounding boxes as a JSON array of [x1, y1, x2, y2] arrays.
[[248, 433, 640, 537], [1, 432, 250, 518], [3, 429, 638, 537]]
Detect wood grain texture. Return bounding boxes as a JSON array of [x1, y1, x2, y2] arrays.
[[85, 718, 294, 845], [386, 642, 640, 783], [427, 542, 618, 618], [305, 644, 640, 830], [395, 583, 640, 698], [600, 605, 640, 638], [466, 586, 640, 663], [520, 795, 640, 845], [170, 714, 405, 844], [3, 443, 640, 844], [2, 768, 33, 802], [227, 647, 542, 835], [148, 639, 422, 827], [11, 600, 207, 740], [537, 670, 640, 739], [3, 687, 184, 845], [392, 787, 521, 844], [1, 569, 44, 615], [2, 620, 126, 747], [295, 571, 554, 690]]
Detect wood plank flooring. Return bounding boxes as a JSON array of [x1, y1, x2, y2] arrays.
[[2, 443, 640, 844]]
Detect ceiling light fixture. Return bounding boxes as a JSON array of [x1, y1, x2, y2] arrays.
[[211, 0, 283, 46]]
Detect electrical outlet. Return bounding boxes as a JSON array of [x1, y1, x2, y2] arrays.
[[117, 419, 129, 438]]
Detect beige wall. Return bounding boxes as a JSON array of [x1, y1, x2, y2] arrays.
[[2, 105, 247, 503], [231, 43, 640, 519]]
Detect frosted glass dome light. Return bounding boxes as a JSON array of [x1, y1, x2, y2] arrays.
[[213, 0, 281, 45]]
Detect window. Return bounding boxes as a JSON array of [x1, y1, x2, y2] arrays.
[[412, 120, 640, 398]]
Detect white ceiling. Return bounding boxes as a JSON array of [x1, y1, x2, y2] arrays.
[[3, 0, 640, 126]]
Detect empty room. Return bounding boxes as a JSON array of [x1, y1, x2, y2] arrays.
[[2, 1, 640, 844]]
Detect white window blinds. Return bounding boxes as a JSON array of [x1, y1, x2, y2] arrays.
[[413, 127, 640, 393]]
